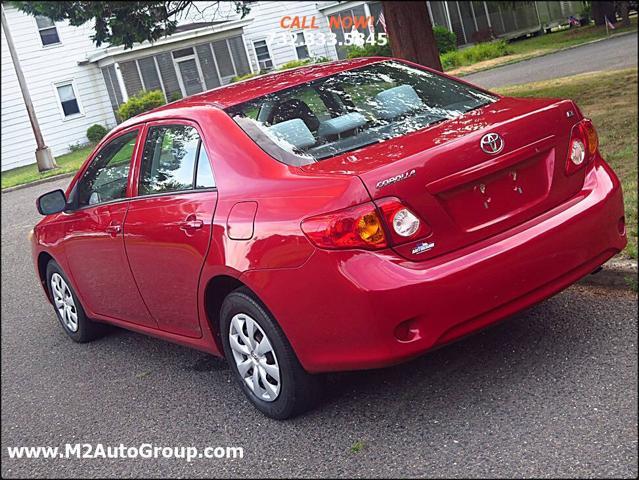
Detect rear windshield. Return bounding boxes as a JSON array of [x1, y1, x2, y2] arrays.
[[226, 61, 496, 166]]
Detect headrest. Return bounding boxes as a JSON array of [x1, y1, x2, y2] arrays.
[[317, 112, 368, 137], [268, 119, 316, 150], [375, 84, 423, 120]]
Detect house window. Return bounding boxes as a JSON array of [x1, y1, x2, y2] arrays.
[[294, 31, 310, 60], [56, 82, 81, 117], [35, 16, 60, 46], [253, 40, 273, 71]]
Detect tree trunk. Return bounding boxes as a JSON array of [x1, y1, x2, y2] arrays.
[[591, 1, 616, 26], [382, 1, 442, 71], [618, 1, 631, 27]]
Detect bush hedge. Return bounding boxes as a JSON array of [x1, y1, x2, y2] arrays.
[[86, 124, 108, 144], [117, 90, 166, 121]]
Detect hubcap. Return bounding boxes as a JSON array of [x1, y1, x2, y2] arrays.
[[50, 273, 78, 332], [228, 313, 281, 402]]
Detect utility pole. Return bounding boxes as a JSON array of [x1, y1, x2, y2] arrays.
[[1, 4, 57, 171]]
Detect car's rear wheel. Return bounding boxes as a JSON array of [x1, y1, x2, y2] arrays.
[[220, 288, 321, 419], [46, 260, 105, 343]]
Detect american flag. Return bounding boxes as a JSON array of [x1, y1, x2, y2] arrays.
[[605, 16, 616, 30], [377, 11, 387, 32]]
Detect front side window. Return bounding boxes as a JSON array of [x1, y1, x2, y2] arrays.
[[76, 130, 138, 207], [139, 125, 211, 195], [56, 83, 81, 117], [253, 40, 273, 71], [36, 16, 60, 46], [227, 61, 496, 165]]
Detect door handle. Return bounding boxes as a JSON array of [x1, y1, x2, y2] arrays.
[[180, 217, 203, 231], [105, 222, 122, 236]]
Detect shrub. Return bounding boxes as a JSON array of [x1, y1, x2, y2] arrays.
[[232, 72, 260, 83], [278, 58, 313, 70], [433, 26, 457, 54], [169, 91, 183, 102], [441, 39, 511, 70], [117, 90, 166, 121], [346, 41, 392, 59], [69, 141, 90, 152], [86, 124, 108, 144]]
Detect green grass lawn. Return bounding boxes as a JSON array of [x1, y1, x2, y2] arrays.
[[447, 16, 637, 75], [1, 145, 94, 190], [497, 68, 638, 259]]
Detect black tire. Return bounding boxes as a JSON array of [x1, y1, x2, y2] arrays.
[[45, 260, 106, 343], [220, 287, 321, 419]]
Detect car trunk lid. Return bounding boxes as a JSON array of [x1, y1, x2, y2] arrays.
[[303, 97, 586, 260]]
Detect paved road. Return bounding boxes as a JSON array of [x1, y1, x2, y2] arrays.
[[1, 178, 638, 478], [465, 32, 638, 89]]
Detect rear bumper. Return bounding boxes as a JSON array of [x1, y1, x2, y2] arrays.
[[242, 158, 627, 373]]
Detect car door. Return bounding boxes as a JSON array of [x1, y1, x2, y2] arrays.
[[62, 127, 157, 328], [123, 120, 218, 338]]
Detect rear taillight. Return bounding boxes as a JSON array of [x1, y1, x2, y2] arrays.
[[301, 202, 387, 250], [375, 198, 431, 245], [301, 198, 430, 250], [566, 118, 598, 175]]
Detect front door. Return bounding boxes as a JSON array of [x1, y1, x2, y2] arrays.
[[123, 121, 218, 338], [176, 58, 204, 96], [63, 128, 157, 328]]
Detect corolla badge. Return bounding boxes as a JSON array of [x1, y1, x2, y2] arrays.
[[480, 132, 504, 155], [375, 169, 416, 189]]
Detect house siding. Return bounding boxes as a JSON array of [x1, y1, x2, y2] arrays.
[[242, 1, 339, 71], [1, 6, 116, 171]]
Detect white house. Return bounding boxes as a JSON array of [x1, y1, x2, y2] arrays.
[[1, 1, 581, 172]]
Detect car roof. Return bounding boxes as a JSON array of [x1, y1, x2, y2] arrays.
[[118, 56, 389, 128]]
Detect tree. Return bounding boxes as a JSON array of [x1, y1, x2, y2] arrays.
[[590, 1, 616, 26], [616, 1, 631, 27], [381, 1, 443, 71], [11, 1, 253, 49]]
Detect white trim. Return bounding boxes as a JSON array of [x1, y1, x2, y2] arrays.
[[483, 1, 492, 29], [426, 2, 434, 25], [153, 56, 167, 99], [52, 79, 84, 121], [114, 63, 129, 102], [135, 60, 146, 90], [226, 38, 238, 76], [252, 39, 274, 71], [292, 30, 310, 60], [33, 15, 62, 48], [208, 42, 223, 87], [241, 36, 255, 75], [172, 49, 206, 96], [443, 1, 454, 31], [455, 1, 468, 44], [469, 1, 479, 31]]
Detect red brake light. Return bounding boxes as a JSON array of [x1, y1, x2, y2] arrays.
[[301, 202, 387, 250], [566, 118, 598, 175], [375, 198, 431, 245]]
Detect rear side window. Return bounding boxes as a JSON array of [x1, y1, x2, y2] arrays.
[[139, 125, 214, 195]]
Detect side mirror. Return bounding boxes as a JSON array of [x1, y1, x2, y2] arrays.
[[36, 189, 67, 215]]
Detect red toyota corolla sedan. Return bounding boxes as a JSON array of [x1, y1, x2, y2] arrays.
[[31, 57, 626, 419]]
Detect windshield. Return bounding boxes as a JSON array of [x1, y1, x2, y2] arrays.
[[226, 61, 496, 166]]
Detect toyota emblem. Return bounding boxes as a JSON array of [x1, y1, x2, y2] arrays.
[[480, 133, 504, 155]]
